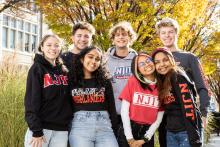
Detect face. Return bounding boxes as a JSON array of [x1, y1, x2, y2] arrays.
[[154, 52, 173, 75], [71, 29, 93, 52], [137, 56, 155, 77], [81, 49, 102, 78], [159, 26, 177, 48], [41, 36, 61, 64], [112, 29, 131, 49]]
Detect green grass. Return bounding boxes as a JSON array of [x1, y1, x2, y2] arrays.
[[0, 58, 27, 147]]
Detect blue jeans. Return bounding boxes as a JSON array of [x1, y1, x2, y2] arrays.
[[69, 111, 118, 147], [24, 128, 68, 147], [167, 131, 191, 147]]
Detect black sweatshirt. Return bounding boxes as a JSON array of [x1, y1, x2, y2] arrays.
[[60, 51, 77, 70], [172, 51, 210, 117], [70, 78, 118, 134], [24, 54, 72, 137], [165, 70, 202, 146]]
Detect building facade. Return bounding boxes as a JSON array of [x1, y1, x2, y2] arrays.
[[0, 1, 43, 65]]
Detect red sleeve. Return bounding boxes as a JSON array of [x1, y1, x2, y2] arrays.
[[119, 76, 135, 103]]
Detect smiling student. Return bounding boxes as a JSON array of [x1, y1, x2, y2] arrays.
[[106, 22, 137, 144], [24, 34, 72, 147], [68, 46, 118, 147], [152, 47, 202, 147], [61, 22, 95, 69], [155, 18, 210, 147], [119, 52, 164, 147]]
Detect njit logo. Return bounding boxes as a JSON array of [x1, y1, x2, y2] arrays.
[[44, 74, 68, 88], [114, 66, 132, 79], [133, 92, 159, 108]]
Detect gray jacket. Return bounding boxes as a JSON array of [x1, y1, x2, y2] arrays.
[[106, 47, 137, 114]]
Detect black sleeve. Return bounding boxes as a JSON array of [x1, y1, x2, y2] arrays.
[[189, 55, 210, 117], [24, 65, 44, 137], [105, 79, 118, 135]]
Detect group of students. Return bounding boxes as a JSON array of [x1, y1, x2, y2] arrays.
[[24, 17, 210, 147]]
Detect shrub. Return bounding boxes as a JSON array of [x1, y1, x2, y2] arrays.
[[0, 55, 28, 147]]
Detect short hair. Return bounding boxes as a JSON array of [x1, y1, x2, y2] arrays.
[[155, 17, 179, 34], [109, 21, 137, 45], [72, 22, 95, 36]]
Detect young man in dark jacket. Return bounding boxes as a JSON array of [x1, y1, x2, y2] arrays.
[[61, 22, 95, 69]]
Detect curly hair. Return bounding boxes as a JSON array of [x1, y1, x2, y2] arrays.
[[109, 21, 137, 46], [69, 46, 109, 87]]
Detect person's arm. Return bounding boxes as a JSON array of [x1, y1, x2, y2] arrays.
[[24, 65, 44, 137], [121, 100, 133, 139], [144, 111, 164, 139], [131, 110, 165, 147], [189, 54, 211, 117], [105, 80, 118, 135]]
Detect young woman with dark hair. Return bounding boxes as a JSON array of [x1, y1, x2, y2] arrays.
[[152, 47, 202, 147], [68, 46, 118, 147], [118, 52, 164, 147]]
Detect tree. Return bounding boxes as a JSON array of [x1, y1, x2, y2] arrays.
[[207, 70, 220, 112], [36, 0, 219, 72], [0, 0, 35, 14]]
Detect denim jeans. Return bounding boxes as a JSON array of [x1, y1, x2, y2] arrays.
[[24, 128, 68, 147], [69, 111, 118, 147], [167, 131, 191, 147]]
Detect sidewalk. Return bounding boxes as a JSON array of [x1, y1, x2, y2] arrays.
[[205, 134, 220, 147]]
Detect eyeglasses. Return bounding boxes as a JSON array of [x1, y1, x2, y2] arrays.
[[138, 57, 153, 67]]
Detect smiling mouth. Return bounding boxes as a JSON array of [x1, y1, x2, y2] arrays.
[[159, 68, 167, 72], [144, 67, 153, 72]]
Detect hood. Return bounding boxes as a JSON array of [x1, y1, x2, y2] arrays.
[[107, 47, 137, 60], [34, 53, 56, 69], [131, 53, 156, 85]]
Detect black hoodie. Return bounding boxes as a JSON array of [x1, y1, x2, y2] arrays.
[[24, 54, 72, 137]]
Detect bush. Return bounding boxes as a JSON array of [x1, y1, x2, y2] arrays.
[[0, 55, 28, 147]]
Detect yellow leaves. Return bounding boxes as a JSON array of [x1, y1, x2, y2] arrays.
[[35, 0, 219, 73]]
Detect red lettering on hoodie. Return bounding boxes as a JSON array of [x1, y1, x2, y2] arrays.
[[44, 74, 68, 88], [180, 83, 195, 121]]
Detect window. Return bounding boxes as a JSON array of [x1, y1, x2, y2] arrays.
[[25, 33, 30, 52], [3, 15, 9, 26], [32, 35, 37, 52], [10, 18, 16, 28], [32, 24, 37, 34], [2, 14, 38, 52], [17, 32, 23, 51], [10, 30, 16, 49], [17, 19, 23, 30], [25, 22, 31, 32], [2, 27, 8, 48]]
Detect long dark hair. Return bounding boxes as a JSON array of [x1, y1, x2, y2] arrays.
[[152, 50, 178, 103], [69, 46, 109, 87]]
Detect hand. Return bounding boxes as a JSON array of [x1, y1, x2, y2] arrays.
[[29, 136, 46, 147], [130, 139, 145, 147], [202, 116, 207, 128]]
